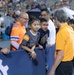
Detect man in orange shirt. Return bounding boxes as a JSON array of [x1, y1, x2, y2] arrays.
[[48, 10, 74, 75], [10, 12, 29, 50]]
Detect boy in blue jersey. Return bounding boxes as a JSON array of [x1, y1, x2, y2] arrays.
[[38, 18, 49, 72], [38, 18, 49, 49]]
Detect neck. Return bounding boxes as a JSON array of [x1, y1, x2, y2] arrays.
[[30, 30, 37, 35], [58, 22, 66, 28]]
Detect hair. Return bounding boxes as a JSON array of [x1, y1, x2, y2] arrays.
[[68, 18, 74, 25], [54, 10, 68, 23], [28, 16, 39, 26], [40, 18, 48, 23], [41, 9, 49, 14]]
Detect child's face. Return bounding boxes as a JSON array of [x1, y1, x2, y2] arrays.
[[30, 21, 40, 32], [41, 22, 48, 31]]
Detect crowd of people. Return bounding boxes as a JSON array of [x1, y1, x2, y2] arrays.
[[0, 0, 74, 75]]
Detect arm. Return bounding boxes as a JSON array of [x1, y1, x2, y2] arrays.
[[0, 48, 10, 54], [48, 50, 64, 75], [22, 45, 37, 59], [22, 45, 35, 53], [10, 23, 20, 49], [11, 41, 19, 49]]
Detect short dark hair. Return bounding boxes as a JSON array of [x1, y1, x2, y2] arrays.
[[28, 16, 39, 25], [40, 18, 48, 23], [41, 9, 49, 14], [54, 10, 68, 23]]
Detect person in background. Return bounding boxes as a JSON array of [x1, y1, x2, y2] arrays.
[[49, 10, 74, 75], [40, 9, 56, 74], [4, 13, 15, 28], [0, 47, 10, 54], [38, 18, 49, 49], [10, 12, 29, 51], [68, 19, 74, 30], [38, 18, 49, 72]]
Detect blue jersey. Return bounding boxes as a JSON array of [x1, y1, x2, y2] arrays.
[[19, 30, 40, 49], [38, 28, 49, 49]]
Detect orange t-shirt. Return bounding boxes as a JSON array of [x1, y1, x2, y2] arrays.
[[10, 21, 26, 50], [56, 23, 74, 61]]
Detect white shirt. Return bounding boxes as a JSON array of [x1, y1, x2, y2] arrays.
[[47, 19, 56, 45]]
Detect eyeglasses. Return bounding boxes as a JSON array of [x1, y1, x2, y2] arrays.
[[20, 17, 29, 21]]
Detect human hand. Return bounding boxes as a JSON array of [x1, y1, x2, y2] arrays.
[[39, 45, 43, 49], [30, 45, 37, 59], [1, 48, 10, 54], [48, 69, 55, 75], [48, 72, 54, 75], [47, 44, 52, 47], [30, 51, 37, 59], [31, 45, 36, 51]]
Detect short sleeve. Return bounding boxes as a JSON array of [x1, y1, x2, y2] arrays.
[[21, 34, 30, 46], [10, 24, 19, 41], [56, 32, 66, 50]]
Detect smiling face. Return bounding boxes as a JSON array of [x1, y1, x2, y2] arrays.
[[41, 22, 48, 31], [30, 20, 40, 33], [41, 11, 50, 20]]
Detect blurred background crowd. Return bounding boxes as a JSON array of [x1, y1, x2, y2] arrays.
[[0, 0, 74, 16], [0, 0, 74, 40]]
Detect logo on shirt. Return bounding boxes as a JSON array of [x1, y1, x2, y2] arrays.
[[0, 59, 9, 75], [13, 24, 18, 28]]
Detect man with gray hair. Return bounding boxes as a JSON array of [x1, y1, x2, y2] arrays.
[[48, 10, 74, 75]]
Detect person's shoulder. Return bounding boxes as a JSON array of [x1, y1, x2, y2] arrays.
[[48, 20, 55, 28], [49, 19, 54, 23], [13, 23, 18, 28], [47, 29, 49, 32], [23, 31, 30, 42], [37, 31, 40, 35], [38, 28, 42, 32], [26, 30, 31, 35]]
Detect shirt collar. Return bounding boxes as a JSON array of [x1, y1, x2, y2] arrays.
[[16, 21, 23, 27], [60, 23, 68, 30]]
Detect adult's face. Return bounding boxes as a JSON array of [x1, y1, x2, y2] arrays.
[[54, 18, 61, 28], [19, 13, 29, 26], [41, 11, 49, 20]]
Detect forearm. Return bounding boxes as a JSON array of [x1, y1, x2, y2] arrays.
[[51, 50, 64, 71], [22, 45, 32, 53], [11, 41, 19, 49]]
